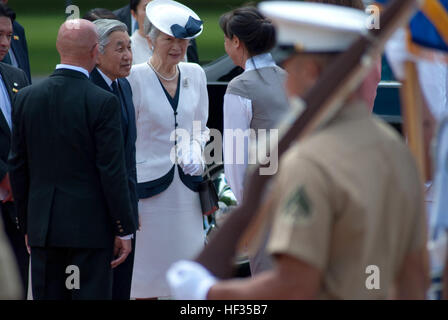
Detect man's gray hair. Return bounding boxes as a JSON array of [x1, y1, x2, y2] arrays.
[[93, 19, 128, 54], [143, 16, 160, 45]]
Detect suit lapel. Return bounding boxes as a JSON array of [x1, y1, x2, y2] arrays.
[[91, 69, 132, 145]]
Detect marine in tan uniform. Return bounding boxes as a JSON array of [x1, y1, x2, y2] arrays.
[[266, 99, 426, 299], [166, 1, 429, 299]]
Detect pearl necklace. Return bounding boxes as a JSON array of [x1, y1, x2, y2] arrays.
[[148, 61, 178, 81]]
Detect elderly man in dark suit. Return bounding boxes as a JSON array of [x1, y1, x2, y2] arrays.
[[0, 1, 31, 82], [90, 18, 138, 301], [9, 18, 136, 300], [0, 2, 29, 299]]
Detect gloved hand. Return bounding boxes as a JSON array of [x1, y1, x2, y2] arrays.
[[179, 140, 204, 176], [166, 260, 217, 300]]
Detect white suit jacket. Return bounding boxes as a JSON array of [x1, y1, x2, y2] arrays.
[[127, 62, 210, 183]]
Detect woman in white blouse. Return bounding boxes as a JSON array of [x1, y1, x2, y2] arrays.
[[127, 0, 209, 299], [220, 6, 290, 275], [130, 0, 153, 65], [221, 7, 290, 204]]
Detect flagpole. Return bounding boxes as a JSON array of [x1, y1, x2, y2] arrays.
[[400, 60, 428, 181]]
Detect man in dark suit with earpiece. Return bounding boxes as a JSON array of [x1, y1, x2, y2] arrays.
[[0, 2, 29, 299], [0, 1, 31, 83]]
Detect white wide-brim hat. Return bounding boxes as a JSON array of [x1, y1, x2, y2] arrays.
[[259, 1, 368, 53], [146, 0, 203, 39]]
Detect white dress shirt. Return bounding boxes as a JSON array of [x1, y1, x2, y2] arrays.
[[223, 53, 277, 204], [0, 74, 12, 130], [96, 68, 114, 89]]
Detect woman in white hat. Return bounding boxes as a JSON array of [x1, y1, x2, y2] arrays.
[[127, 0, 209, 299]]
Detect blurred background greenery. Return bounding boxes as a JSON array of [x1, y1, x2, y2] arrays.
[[8, 0, 259, 77]]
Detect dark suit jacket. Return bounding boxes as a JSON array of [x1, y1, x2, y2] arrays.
[[113, 5, 132, 35], [9, 68, 136, 248], [0, 62, 29, 224], [90, 68, 138, 228], [1, 21, 31, 83], [113, 4, 200, 63]]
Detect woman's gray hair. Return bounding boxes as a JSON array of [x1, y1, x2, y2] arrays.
[[143, 15, 160, 45], [93, 19, 128, 54]]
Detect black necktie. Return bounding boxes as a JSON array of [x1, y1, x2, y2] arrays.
[[111, 80, 120, 98], [111, 81, 129, 137]]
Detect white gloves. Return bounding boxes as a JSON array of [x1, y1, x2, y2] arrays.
[[179, 140, 205, 176], [166, 260, 217, 300]]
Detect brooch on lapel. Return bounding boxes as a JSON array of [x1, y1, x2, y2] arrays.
[[13, 35, 19, 41], [12, 82, 18, 93], [183, 77, 189, 88]]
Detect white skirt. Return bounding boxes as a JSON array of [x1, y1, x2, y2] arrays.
[[131, 166, 204, 298]]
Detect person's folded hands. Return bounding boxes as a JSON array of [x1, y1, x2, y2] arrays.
[[179, 140, 204, 176]]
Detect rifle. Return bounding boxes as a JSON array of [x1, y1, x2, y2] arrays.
[[196, 0, 419, 279]]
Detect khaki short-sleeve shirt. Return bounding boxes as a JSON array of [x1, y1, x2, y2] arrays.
[[267, 100, 427, 299]]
